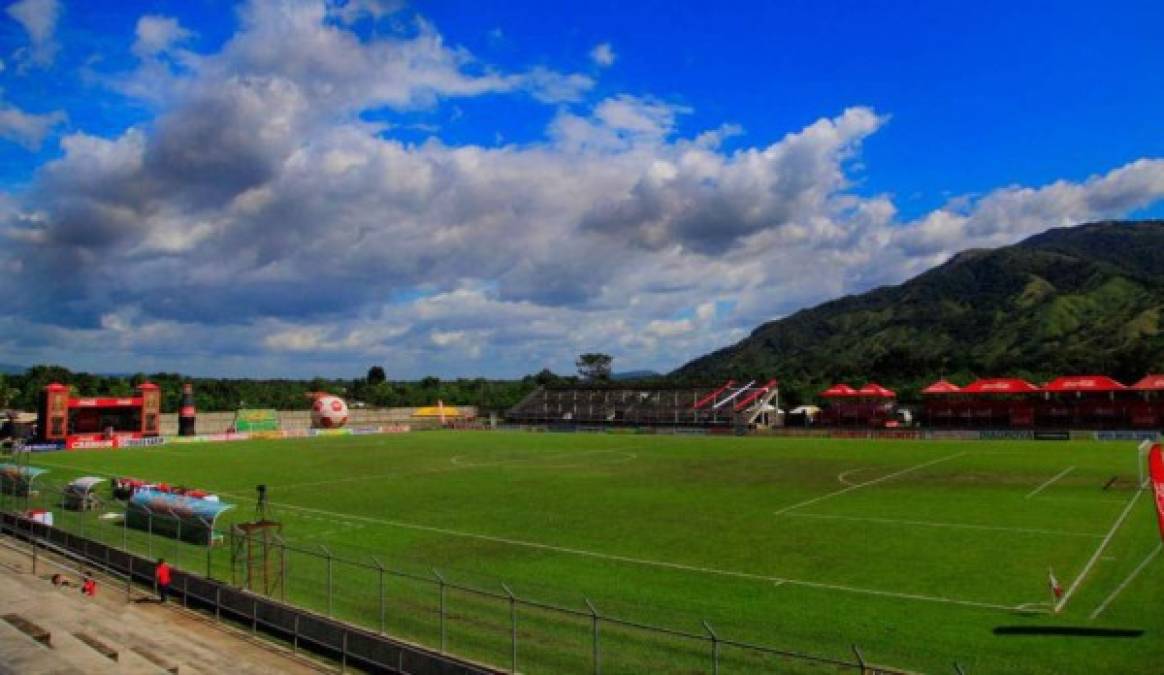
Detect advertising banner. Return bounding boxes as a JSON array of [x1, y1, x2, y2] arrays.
[[1149, 444, 1164, 542], [1096, 431, 1160, 442], [979, 430, 1034, 441], [1033, 431, 1071, 441]]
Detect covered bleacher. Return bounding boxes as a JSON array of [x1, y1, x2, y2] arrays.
[[921, 373, 1164, 430], [819, 383, 897, 427], [506, 379, 779, 427]]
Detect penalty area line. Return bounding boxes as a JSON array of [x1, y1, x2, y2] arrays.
[[784, 512, 1104, 538], [1024, 466, 1075, 499], [774, 452, 967, 516], [1054, 488, 1144, 613], [221, 495, 1024, 613], [1088, 544, 1162, 620]]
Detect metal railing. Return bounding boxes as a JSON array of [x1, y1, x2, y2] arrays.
[[0, 474, 927, 674]]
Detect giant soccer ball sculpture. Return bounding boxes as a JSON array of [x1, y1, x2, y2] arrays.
[[311, 395, 349, 429]]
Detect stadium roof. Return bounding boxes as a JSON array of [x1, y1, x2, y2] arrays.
[[820, 383, 858, 398], [857, 383, 896, 398], [961, 378, 1040, 394], [1042, 375, 1126, 393], [1131, 374, 1164, 391], [921, 379, 961, 394]]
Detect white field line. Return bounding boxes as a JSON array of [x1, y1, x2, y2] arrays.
[[214, 494, 1024, 613], [773, 452, 967, 516], [1025, 466, 1076, 499], [784, 512, 1104, 538], [1088, 544, 1162, 619], [1054, 489, 1144, 613], [836, 468, 868, 486]]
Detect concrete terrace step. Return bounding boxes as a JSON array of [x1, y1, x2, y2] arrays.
[[0, 614, 85, 675], [0, 541, 326, 675]]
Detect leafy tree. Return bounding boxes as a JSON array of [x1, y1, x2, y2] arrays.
[[576, 353, 613, 381], [367, 365, 387, 385]]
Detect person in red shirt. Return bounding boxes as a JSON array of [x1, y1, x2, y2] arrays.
[[154, 558, 172, 603], [81, 573, 96, 597]]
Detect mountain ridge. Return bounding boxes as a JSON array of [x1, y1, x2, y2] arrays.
[[673, 220, 1164, 402]]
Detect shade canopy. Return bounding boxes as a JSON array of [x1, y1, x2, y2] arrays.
[[921, 379, 962, 394], [820, 383, 858, 398], [857, 383, 896, 398], [1131, 374, 1164, 391], [1042, 375, 1126, 393], [962, 378, 1040, 394]]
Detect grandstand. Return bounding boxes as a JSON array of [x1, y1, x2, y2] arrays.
[[506, 379, 779, 427]]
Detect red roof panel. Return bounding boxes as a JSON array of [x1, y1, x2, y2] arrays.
[[1132, 374, 1164, 391], [921, 379, 961, 394], [962, 378, 1040, 394], [1042, 375, 1126, 393], [821, 383, 858, 398], [858, 382, 896, 398]]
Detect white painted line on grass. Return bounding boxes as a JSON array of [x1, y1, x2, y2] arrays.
[[784, 512, 1104, 538], [836, 468, 867, 486], [220, 494, 1023, 613], [1055, 489, 1144, 613], [1025, 466, 1075, 499], [773, 452, 967, 516], [1089, 544, 1162, 619]]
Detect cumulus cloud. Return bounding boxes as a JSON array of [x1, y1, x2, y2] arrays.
[[0, 99, 65, 148], [2, 0, 1163, 378], [6, 0, 60, 68], [132, 15, 195, 58], [590, 42, 615, 67]]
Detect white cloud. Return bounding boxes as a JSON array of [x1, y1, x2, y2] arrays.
[[0, 99, 65, 149], [132, 15, 194, 58], [590, 42, 615, 67], [6, 0, 60, 68], [1, 0, 1163, 378]]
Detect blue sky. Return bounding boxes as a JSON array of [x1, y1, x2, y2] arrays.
[[1, 0, 1162, 378]]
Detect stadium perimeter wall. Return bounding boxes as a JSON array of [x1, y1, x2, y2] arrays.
[[159, 407, 478, 435]]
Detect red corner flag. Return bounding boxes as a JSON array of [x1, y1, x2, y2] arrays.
[[1149, 443, 1164, 542], [1048, 568, 1064, 601]]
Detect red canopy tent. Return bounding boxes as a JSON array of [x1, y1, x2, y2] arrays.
[[921, 379, 961, 426], [1129, 374, 1164, 428], [1041, 375, 1127, 428], [960, 378, 1039, 427]]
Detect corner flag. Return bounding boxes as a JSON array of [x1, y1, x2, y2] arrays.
[[1048, 568, 1063, 610]]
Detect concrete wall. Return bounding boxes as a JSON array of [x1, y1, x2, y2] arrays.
[[159, 407, 478, 436]]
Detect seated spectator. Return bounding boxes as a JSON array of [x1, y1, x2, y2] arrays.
[[80, 573, 97, 597]]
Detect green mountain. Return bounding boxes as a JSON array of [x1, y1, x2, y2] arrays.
[[674, 220, 1164, 403]]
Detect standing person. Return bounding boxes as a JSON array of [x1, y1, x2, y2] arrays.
[[81, 573, 96, 597], [154, 558, 171, 603]]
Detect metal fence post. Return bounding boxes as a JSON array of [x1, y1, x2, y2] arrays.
[[147, 509, 154, 559], [852, 644, 867, 675], [372, 556, 386, 635], [280, 542, 287, 603], [433, 569, 447, 653], [703, 620, 719, 675], [585, 598, 601, 675], [122, 509, 128, 552], [174, 511, 182, 569], [341, 629, 348, 673], [503, 583, 517, 674], [31, 535, 37, 575], [322, 545, 334, 618]]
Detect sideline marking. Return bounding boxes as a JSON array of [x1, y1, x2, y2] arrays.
[[773, 452, 967, 516], [1025, 466, 1075, 499], [1089, 544, 1162, 619], [218, 494, 1026, 613], [784, 512, 1104, 538], [1055, 489, 1144, 613]]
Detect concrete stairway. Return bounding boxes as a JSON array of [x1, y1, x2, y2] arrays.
[[0, 544, 324, 674]]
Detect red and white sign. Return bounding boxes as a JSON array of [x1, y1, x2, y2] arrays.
[[1149, 443, 1164, 542]]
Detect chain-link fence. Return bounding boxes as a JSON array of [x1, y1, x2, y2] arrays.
[[0, 470, 923, 674]]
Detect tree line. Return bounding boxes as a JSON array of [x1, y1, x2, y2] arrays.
[[0, 365, 590, 415]]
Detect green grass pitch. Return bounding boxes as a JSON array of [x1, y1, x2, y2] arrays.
[[18, 432, 1164, 674]]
